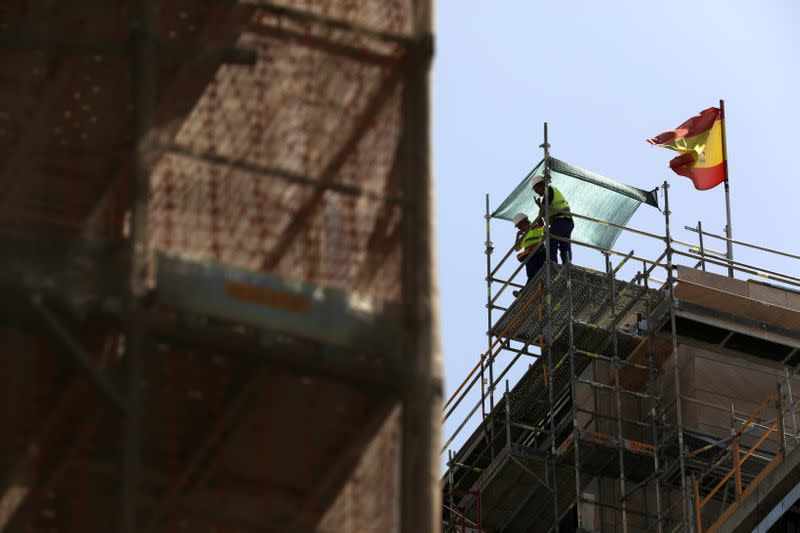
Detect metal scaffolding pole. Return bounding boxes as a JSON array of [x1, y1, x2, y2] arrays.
[[643, 260, 664, 533], [399, 2, 440, 531], [447, 450, 456, 530], [541, 122, 560, 532], [485, 193, 494, 416], [663, 180, 692, 532], [606, 254, 629, 533], [441, 135, 800, 531], [785, 367, 798, 443], [567, 253, 582, 531], [120, 2, 158, 531], [720, 99, 735, 278]]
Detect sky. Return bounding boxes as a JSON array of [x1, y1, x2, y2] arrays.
[[432, 2, 800, 460]]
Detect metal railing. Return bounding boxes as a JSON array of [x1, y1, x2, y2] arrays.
[[694, 386, 791, 533], [442, 202, 674, 453], [684, 222, 800, 289]]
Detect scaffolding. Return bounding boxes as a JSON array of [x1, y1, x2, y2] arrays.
[[442, 124, 800, 533], [0, 2, 440, 532]]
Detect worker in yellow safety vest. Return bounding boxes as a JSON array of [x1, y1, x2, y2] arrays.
[[512, 213, 546, 297], [532, 174, 574, 264]]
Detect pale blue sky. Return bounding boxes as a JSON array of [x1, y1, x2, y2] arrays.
[[432, 2, 800, 455]]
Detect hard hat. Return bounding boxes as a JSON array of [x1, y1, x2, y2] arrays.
[[513, 213, 528, 226], [531, 174, 545, 187]]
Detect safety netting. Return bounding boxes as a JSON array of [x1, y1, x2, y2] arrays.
[[492, 158, 659, 250]]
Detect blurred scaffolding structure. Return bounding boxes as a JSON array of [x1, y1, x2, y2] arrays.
[[442, 126, 800, 532], [0, 1, 441, 532]]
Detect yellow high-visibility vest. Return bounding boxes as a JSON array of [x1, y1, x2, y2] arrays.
[[516, 226, 544, 261], [548, 186, 571, 218]]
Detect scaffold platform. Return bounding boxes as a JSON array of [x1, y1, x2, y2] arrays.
[[490, 264, 661, 347], [0, 243, 406, 530], [446, 265, 670, 531]]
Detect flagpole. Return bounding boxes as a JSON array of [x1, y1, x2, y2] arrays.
[[720, 99, 734, 277]]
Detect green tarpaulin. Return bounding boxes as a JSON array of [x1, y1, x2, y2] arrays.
[[492, 158, 659, 250]]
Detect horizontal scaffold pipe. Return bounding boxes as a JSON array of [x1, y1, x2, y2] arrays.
[[671, 236, 727, 257], [575, 348, 663, 373], [509, 421, 552, 435], [671, 249, 800, 288], [575, 378, 661, 401], [685, 435, 734, 460], [447, 461, 484, 474], [488, 277, 525, 290], [500, 344, 539, 357], [575, 406, 653, 430], [685, 224, 800, 262], [681, 395, 771, 420], [552, 208, 669, 243], [549, 234, 670, 275], [577, 495, 662, 520], [670, 242, 800, 285]]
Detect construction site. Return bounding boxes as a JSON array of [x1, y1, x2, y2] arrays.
[[2, 2, 800, 533], [0, 1, 441, 532], [441, 134, 800, 532]]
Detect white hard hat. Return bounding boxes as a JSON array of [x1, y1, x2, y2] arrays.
[[531, 174, 545, 187], [513, 213, 528, 226]]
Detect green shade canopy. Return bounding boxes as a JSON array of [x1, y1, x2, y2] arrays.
[[492, 158, 659, 250]]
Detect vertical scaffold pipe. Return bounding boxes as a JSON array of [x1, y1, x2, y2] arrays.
[[664, 181, 692, 531], [730, 403, 742, 499], [720, 99, 735, 278], [567, 251, 582, 531], [643, 260, 664, 533], [122, 2, 157, 531], [485, 193, 493, 415], [697, 221, 706, 272], [399, 4, 440, 530], [784, 366, 798, 443], [448, 450, 455, 530], [777, 382, 787, 455], [540, 122, 560, 531], [606, 254, 628, 533], [505, 380, 512, 447]]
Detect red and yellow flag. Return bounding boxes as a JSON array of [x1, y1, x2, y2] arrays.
[[647, 107, 726, 190]]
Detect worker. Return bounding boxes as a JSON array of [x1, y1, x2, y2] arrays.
[[531, 174, 574, 264], [512, 213, 545, 297]]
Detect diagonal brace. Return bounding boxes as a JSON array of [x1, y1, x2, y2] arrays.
[[30, 294, 128, 413], [509, 455, 551, 490]]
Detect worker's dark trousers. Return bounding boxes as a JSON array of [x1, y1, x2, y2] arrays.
[[549, 218, 575, 263], [525, 250, 545, 281]]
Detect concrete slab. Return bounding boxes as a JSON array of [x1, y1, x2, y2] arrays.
[[676, 280, 800, 333], [677, 266, 749, 297], [748, 282, 790, 310]]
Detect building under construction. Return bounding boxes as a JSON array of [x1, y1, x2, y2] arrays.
[[442, 143, 800, 532], [0, 1, 441, 532]]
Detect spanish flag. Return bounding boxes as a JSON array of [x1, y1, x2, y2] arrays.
[[647, 107, 726, 191]]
